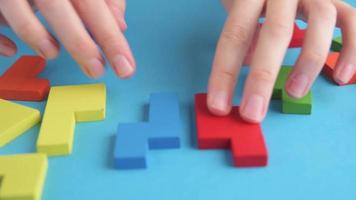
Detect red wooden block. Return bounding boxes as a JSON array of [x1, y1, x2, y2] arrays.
[[323, 52, 356, 85], [289, 24, 305, 48], [195, 93, 268, 167], [0, 56, 50, 101]]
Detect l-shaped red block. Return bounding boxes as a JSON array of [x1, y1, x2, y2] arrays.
[[195, 93, 268, 167], [0, 56, 50, 101]]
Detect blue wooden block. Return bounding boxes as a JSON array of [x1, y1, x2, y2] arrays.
[[148, 93, 181, 149], [113, 93, 182, 169], [114, 123, 149, 169], [149, 93, 181, 122], [147, 122, 181, 149]]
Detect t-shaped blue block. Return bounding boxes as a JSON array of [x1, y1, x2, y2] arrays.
[[114, 93, 182, 169]]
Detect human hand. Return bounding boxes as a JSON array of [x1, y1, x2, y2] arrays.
[[208, 0, 355, 122], [0, 0, 135, 79]]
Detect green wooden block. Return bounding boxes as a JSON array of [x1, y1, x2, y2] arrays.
[[273, 66, 292, 99], [331, 36, 342, 52], [273, 66, 312, 115], [282, 90, 312, 114]]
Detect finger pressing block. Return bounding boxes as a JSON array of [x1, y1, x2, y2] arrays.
[[323, 52, 356, 85], [195, 93, 268, 167]]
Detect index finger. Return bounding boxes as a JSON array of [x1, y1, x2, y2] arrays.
[[207, 0, 265, 116]]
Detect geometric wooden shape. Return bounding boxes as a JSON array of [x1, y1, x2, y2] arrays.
[[114, 93, 182, 169], [0, 154, 48, 200], [195, 93, 268, 167], [273, 66, 312, 114], [0, 56, 50, 101], [0, 99, 40, 147], [36, 84, 106, 156]]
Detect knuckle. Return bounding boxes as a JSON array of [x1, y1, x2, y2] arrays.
[[217, 69, 237, 84], [71, 0, 90, 10], [249, 68, 275, 83], [67, 36, 95, 55], [221, 22, 250, 46], [34, 0, 57, 10], [15, 23, 36, 40], [303, 51, 326, 67], [311, 1, 337, 22], [99, 33, 122, 52], [264, 19, 293, 38]]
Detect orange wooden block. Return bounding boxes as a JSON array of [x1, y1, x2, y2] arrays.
[[0, 56, 50, 101], [323, 52, 356, 85]]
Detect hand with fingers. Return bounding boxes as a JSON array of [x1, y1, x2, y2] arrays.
[[208, 0, 356, 123], [0, 0, 135, 79]]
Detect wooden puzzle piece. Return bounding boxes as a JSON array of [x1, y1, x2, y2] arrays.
[[0, 99, 40, 147], [331, 36, 342, 52], [289, 23, 305, 48], [195, 93, 268, 167], [323, 52, 356, 85], [273, 66, 312, 114], [0, 154, 48, 200], [36, 84, 106, 156], [114, 93, 182, 169], [0, 56, 50, 101], [282, 91, 312, 114]]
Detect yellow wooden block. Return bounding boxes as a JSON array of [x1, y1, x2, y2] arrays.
[[0, 153, 48, 200], [0, 99, 40, 147], [36, 83, 106, 156]]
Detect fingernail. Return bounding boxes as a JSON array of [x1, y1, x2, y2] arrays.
[[113, 55, 134, 78], [335, 63, 355, 85], [38, 39, 58, 59], [0, 43, 16, 56], [240, 94, 265, 122], [286, 73, 309, 98], [86, 58, 105, 78], [208, 91, 230, 115]]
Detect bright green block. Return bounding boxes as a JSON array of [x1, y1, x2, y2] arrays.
[[273, 66, 292, 99], [273, 66, 312, 115], [282, 91, 312, 114], [331, 36, 342, 52]]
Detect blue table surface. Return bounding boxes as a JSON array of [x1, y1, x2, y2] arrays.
[[1, 0, 356, 199]]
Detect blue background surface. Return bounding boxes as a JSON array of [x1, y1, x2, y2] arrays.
[[0, 0, 356, 199]]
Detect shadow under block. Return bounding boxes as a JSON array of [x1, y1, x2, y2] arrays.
[[0, 56, 50, 101], [323, 52, 356, 85], [273, 66, 312, 114], [0, 99, 40, 147], [36, 84, 106, 156], [114, 93, 182, 169], [0, 154, 48, 200], [195, 93, 268, 167], [331, 36, 342, 52]]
